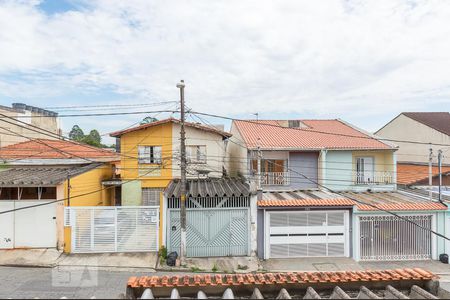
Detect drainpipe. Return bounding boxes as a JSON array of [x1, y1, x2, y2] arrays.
[[320, 149, 328, 189]]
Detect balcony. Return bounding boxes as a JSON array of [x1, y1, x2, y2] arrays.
[[354, 171, 393, 185], [261, 172, 290, 186]]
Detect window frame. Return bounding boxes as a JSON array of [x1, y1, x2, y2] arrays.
[[186, 145, 207, 164], [138, 145, 162, 164]]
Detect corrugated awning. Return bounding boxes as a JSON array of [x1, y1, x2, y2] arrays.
[[165, 178, 251, 197], [0, 164, 102, 187]]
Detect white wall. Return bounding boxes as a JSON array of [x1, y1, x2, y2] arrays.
[[376, 114, 450, 164], [172, 123, 227, 178]]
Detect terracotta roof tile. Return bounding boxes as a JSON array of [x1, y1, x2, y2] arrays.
[[397, 163, 450, 185], [340, 191, 448, 211], [0, 139, 119, 161], [258, 198, 355, 207], [127, 268, 435, 289], [110, 117, 231, 138], [233, 119, 392, 150]]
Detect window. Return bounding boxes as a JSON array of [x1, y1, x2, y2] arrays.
[[138, 146, 162, 164], [142, 188, 163, 206], [288, 120, 301, 128], [187, 145, 206, 164]]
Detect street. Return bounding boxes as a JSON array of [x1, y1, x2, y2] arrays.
[[0, 266, 142, 299]]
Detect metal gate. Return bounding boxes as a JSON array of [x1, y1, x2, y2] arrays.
[[166, 195, 250, 257], [66, 206, 159, 253], [359, 215, 432, 261]]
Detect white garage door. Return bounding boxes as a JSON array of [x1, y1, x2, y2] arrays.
[[267, 211, 349, 258], [0, 201, 57, 249]]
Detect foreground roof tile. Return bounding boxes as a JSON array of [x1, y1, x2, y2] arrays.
[[127, 269, 436, 288]]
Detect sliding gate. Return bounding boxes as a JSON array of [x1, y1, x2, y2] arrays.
[[167, 195, 250, 257], [359, 215, 432, 261], [66, 206, 159, 253]]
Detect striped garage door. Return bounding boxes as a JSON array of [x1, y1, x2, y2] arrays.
[[168, 208, 250, 257], [267, 211, 349, 258]]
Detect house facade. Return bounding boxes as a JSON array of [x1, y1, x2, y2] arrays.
[[229, 119, 397, 192], [376, 112, 450, 165], [109, 118, 232, 251], [0, 139, 119, 251], [227, 118, 448, 261], [0, 103, 61, 147]]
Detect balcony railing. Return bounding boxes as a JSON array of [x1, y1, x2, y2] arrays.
[[261, 172, 290, 186], [354, 171, 393, 185]]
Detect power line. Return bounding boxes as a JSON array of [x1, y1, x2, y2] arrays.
[[190, 111, 450, 148], [0, 110, 178, 118]]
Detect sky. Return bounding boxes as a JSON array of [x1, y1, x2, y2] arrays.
[[0, 0, 449, 144]]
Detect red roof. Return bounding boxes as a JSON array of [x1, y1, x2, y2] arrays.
[[258, 190, 447, 211], [0, 139, 120, 161], [110, 118, 231, 138], [128, 268, 435, 288], [258, 198, 355, 207], [233, 119, 393, 150], [397, 163, 450, 185]]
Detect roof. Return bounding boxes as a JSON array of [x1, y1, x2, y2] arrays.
[[258, 190, 354, 207], [0, 139, 120, 161], [127, 268, 437, 299], [0, 164, 102, 186], [397, 163, 450, 185], [109, 118, 232, 138], [259, 190, 448, 211], [233, 119, 393, 150], [341, 191, 447, 211], [165, 178, 251, 197], [403, 112, 450, 136]]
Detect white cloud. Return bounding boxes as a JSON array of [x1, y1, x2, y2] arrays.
[[0, 0, 450, 133]]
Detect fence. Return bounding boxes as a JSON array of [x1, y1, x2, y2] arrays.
[[65, 206, 159, 253]]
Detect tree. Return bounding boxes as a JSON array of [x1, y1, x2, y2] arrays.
[[82, 130, 102, 147], [69, 125, 84, 142], [140, 116, 158, 125]]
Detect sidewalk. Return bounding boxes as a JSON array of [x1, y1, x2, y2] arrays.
[[0, 249, 157, 271], [0, 249, 61, 267]]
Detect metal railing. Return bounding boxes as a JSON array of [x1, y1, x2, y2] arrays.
[[354, 171, 393, 185], [261, 172, 290, 186]]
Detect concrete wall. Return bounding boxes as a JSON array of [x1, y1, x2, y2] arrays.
[[323, 151, 353, 191], [172, 123, 226, 178], [228, 123, 249, 177], [376, 114, 450, 164], [323, 150, 396, 192], [64, 164, 114, 206], [0, 106, 60, 147]]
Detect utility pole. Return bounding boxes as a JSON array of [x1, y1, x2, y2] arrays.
[[438, 149, 443, 203], [429, 148, 433, 201], [254, 113, 261, 190], [176, 80, 187, 264]]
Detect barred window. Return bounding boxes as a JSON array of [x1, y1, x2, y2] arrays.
[[142, 188, 163, 206], [138, 146, 162, 164]]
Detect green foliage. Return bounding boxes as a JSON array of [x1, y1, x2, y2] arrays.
[[69, 125, 108, 148], [212, 263, 218, 273], [140, 116, 159, 125], [69, 125, 85, 142], [82, 129, 102, 147], [159, 245, 168, 259], [190, 266, 204, 273]]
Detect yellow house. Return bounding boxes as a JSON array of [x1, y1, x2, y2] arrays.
[[0, 139, 119, 252], [110, 118, 231, 246]]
